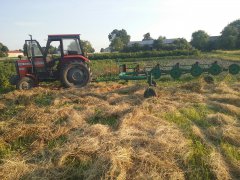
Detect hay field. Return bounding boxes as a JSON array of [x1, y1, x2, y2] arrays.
[[0, 74, 240, 179]]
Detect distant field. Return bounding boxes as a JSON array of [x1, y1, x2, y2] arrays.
[[203, 50, 240, 62]]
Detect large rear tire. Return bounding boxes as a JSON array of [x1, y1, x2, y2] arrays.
[[16, 77, 34, 90], [61, 61, 90, 88]]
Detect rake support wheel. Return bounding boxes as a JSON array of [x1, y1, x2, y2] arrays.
[[144, 87, 157, 98]]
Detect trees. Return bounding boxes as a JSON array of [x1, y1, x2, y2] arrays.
[[67, 40, 95, 53], [190, 30, 209, 51], [107, 19, 240, 53], [110, 37, 125, 52], [153, 36, 165, 50], [153, 37, 192, 51], [143, 33, 153, 41], [220, 19, 240, 50], [100, 48, 105, 53], [190, 20, 240, 51], [48, 45, 57, 54], [0, 42, 9, 57], [207, 38, 219, 51], [80, 40, 95, 53], [220, 26, 238, 50], [173, 38, 192, 50], [122, 43, 142, 52], [108, 29, 130, 52]]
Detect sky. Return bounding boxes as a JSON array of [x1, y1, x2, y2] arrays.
[[0, 0, 239, 52]]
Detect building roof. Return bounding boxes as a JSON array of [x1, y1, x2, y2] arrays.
[[209, 36, 220, 41], [48, 34, 80, 40], [48, 34, 80, 37], [128, 40, 154, 46], [163, 39, 176, 44], [128, 38, 177, 47]]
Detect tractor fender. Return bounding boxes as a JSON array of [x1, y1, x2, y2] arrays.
[[60, 57, 90, 71], [62, 55, 90, 63]]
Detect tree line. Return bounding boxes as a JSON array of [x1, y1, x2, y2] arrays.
[[0, 43, 9, 57], [103, 19, 240, 53], [191, 20, 240, 51]]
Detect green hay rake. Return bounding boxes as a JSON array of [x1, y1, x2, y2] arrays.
[[118, 61, 240, 98]]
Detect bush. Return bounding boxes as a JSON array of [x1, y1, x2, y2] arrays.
[[0, 60, 16, 92]]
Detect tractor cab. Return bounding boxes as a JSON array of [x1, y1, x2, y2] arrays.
[[25, 34, 86, 70], [11, 34, 91, 90]]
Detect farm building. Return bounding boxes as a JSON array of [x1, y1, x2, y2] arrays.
[[127, 38, 177, 47], [8, 50, 24, 58], [101, 47, 111, 53]]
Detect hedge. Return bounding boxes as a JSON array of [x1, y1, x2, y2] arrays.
[[88, 49, 200, 60]]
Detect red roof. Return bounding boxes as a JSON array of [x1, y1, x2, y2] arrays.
[[8, 50, 23, 53]]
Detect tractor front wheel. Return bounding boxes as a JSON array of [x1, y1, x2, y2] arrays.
[[16, 77, 34, 90], [61, 62, 90, 88]]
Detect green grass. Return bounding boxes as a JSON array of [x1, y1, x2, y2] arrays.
[[47, 135, 68, 149], [203, 50, 240, 62], [0, 141, 12, 161], [164, 105, 216, 179], [164, 112, 192, 132], [180, 104, 212, 128], [0, 103, 24, 121], [34, 93, 54, 107], [10, 134, 37, 152], [63, 155, 92, 179], [88, 109, 119, 129], [163, 104, 212, 133], [221, 142, 240, 163], [187, 140, 215, 180]]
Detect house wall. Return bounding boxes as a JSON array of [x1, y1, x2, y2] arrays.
[[8, 52, 24, 58]]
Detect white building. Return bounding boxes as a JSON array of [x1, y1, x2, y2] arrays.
[[8, 50, 24, 58], [101, 47, 111, 53], [127, 39, 177, 47]]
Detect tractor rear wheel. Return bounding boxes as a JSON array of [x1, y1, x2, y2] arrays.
[[61, 61, 90, 88], [16, 77, 34, 90]]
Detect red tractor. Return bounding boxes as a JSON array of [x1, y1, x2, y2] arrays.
[[10, 34, 91, 90]]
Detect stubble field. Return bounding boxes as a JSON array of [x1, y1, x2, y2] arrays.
[[0, 74, 240, 179]]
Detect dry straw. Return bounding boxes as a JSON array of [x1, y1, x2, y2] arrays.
[[0, 80, 240, 179]]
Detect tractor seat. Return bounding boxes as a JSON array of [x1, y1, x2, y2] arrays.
[[46, 55, 52, 63], [46, 55, 57, 68]]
